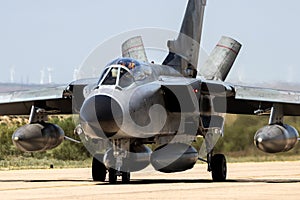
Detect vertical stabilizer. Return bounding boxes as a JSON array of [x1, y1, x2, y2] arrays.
[[163, 0, 207, 78], [198, 36, 242, 81]]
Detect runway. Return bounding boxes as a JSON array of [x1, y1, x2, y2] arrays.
[[1, 161, 300, 200]]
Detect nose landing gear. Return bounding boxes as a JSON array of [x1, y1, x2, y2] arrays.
[[108, 168, 131, 184]]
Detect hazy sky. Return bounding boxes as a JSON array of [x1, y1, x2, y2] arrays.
[[1, 0, 300, 86]]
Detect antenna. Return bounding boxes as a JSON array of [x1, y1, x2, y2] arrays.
[[47, 67, 53, 84]]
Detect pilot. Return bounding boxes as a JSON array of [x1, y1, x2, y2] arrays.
[[128, 62, 135, 70], [117, 59, 135, 70]]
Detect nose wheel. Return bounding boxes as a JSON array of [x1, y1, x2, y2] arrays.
[[92, 154, 107, 182], [121, 171, 131, 183], [108, 168, 117, 184], [108, 168, 131, 184]]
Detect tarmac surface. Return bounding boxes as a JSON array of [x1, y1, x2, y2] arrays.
[[1, 161, 300, 200]]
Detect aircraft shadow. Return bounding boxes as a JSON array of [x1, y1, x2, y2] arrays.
[[0, 179, 93, 183], [1, 178, 299, 184], [97, 178, 300, 185], [231, 179, 300, 184]]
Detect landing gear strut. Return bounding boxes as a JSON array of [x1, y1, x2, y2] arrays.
[[204, 129, 227, 182], [106, 139, 131, 184]]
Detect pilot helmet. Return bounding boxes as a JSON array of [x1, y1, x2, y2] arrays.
[[128, 62, 135, 69], [117, 58, 135, 70], [118, 60, 126, 66]]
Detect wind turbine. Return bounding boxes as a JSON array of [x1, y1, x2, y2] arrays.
[[10, 65, 15, 83], [40, 68, 45, 84], [47, 67, 53, 84]]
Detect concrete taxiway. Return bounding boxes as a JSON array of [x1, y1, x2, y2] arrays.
[[1, 161, 300, 200]]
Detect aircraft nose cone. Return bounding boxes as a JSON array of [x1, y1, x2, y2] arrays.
[[80, 95, 123, 138]]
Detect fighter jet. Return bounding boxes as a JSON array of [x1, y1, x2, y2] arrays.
[[1, 0, 300, 183]]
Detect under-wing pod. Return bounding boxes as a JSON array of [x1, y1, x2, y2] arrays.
[[150, 143, 198, 173], [254, 124, 299, 153], [12, 123, 65, 152]]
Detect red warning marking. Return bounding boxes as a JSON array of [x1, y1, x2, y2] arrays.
[[123, 44, 144, 55], [216, 44, 238, 55]]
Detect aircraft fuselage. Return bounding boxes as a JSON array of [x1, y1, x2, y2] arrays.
[[79, 58, 201, 141]]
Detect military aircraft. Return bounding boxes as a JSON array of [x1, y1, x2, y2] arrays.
[[1, 0, 300, 184]]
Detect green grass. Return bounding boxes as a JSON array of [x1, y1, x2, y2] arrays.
[[2, 154, 300, 171], [226, 155, 300, 163], [0, 157, 92, 170], [196, 154, 300, 165]]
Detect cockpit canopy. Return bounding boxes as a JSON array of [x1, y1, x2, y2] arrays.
[[98, 58, 147, 88], [113, 57, 141, 69], [97, 57, 182, 89]]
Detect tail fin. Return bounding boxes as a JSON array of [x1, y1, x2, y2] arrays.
[[163, 0, 207, 78], [198, 36, 242, 81]]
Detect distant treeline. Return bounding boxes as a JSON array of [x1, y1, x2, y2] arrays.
[[216, 115, 300, 157], [1, 115, 300, 161]]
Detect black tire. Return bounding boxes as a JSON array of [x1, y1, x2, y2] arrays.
[[92, 154, 107, 182], [109, 168, 117, 184], [122, 172, 130, 184], [211, 154, 227, 182]]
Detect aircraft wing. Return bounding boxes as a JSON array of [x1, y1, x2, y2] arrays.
[[213, 84, 300, 116], [160, 77, 300, 116], [0, 85, 72, 115], [0, 78, 98, 116]]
